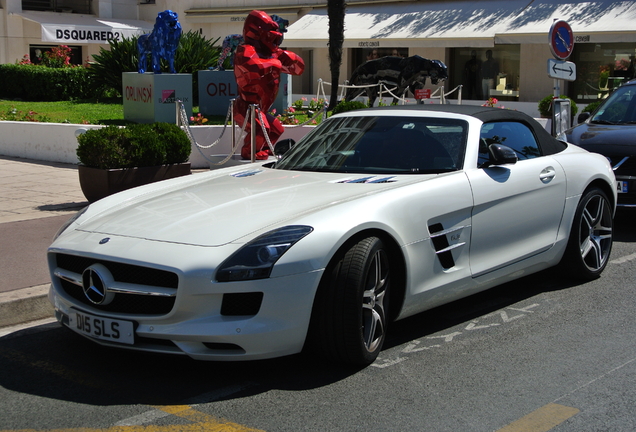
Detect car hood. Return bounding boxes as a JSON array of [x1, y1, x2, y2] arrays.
[[75, 167, 418, 247], [566, 122, 636, 157]]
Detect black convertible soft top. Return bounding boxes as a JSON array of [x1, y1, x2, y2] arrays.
[[364, 104, 568, 156]]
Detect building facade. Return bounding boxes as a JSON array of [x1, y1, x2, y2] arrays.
[[1, 0, 635, 103]]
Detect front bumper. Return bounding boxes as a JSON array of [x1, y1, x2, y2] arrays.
[[50, 266, 323, 361], [48, 229, 324, 361]]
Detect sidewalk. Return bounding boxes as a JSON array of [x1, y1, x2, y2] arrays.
[[0, 156, 88, 328]]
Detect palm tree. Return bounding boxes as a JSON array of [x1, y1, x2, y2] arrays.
[[327, 0, 346, 110]]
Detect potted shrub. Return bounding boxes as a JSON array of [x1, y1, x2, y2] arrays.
[[76, 122, 192, 202]]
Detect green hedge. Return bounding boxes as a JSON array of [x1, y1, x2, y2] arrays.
[[76, 123, 191, 169], [0, 64, 97, 101]]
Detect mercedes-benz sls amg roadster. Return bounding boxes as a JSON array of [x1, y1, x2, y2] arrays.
[[48, 104, 616, 366]]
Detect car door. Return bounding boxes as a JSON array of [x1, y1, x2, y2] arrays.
[[465, 121, 567, 277]]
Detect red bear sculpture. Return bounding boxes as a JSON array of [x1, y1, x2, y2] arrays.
[[233, 10, 305, 160]]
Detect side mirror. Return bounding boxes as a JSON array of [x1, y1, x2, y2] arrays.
[[577, 112, 591, 124], [274, 138, 295, 157], [488, 144, 517, 166]]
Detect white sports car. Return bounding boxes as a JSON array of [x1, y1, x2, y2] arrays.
[[48, 105, 616, 366]]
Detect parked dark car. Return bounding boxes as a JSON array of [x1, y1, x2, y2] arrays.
[[562, 79, 636, 207]]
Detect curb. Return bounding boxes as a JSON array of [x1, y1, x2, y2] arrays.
[[0, 284, 54, 328]]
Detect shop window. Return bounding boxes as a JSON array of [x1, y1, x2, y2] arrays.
[[22, 0, 91, 14], [29, 45, 83, 66], [569, 43, 636, 102], [450, 46, 520, 101]]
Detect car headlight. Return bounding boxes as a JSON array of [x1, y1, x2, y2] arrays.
[[216, 225, 313, 282], [53, 206, 88, 241]]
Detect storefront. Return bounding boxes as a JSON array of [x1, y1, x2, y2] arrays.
[[282, 0, 636, 103], [2, 10, 152, 66], [2, 0, 635, 104]]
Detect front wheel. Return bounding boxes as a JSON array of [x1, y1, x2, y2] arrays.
[[561, 187, 613, 280], [309, 236, 391, 366]]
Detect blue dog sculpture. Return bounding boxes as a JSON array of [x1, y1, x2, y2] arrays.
[[137, 10, 182, 74]]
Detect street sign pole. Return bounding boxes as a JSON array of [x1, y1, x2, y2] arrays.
[[548, 19, 575, 132]]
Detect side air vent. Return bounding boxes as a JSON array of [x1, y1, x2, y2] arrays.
[[428, 223, 468, 269]]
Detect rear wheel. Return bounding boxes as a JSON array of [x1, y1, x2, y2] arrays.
[[562, 187, 613, 280], [310, 236, 390, 365]]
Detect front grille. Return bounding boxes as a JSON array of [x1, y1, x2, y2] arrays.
[[54, 253, 178, 315], [611, 156, 636, 177], [56, 254, 178, 288]]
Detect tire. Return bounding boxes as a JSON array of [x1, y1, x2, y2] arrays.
[[561, 187, 613, 280], [310, 236, 391, 366]]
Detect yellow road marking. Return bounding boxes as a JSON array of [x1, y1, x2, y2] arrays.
[[0, 406, 264, 432], [153, 405, 264, 431], [496, 403, 580, 432]]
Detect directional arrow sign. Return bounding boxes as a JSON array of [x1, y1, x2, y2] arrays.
[[547, 59, 577, 81]]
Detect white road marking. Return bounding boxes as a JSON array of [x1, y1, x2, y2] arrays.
[[427, 331, 462, 343], [371, 357, 407, 368], [465, 320, 500, 330], [114, 410, 171, 426], [114, 383, 254, 426], [373, 303, 541, 369], [401, 340, 441, 353], [553, 356, 636, 403], [508, 304, 539, 313], [610, 252, 636, 265]]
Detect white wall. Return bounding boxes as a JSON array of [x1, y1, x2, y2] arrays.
[[0, 121, 314, 169]]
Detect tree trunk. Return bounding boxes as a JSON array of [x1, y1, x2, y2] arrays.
[[327, 0, 346, 111]]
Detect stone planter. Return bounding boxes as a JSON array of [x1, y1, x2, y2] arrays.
[[78, 163, 191, 203]]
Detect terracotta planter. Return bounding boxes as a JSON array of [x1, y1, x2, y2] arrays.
[[78, 163, 191, 203]]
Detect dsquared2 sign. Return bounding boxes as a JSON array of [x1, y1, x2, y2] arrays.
[[55, 29, 121, 43]]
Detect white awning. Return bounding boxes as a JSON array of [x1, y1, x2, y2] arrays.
[[284, 0, 636, 48], [17, 11, 153, 44]]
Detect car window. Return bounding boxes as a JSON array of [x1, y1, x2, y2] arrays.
[[275, 116, 468, 174], [592, 85, 636, 124], [478, 121, 541, 167]]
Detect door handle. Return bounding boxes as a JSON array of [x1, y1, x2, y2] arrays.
[[539, 166, 556, 184]]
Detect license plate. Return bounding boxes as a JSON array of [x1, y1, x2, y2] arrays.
[[617, 180, 628, 194], [69, 310, 135, 345]]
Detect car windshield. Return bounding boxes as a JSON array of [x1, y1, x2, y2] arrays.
[[274, 115, 467, 174], [591, 84, 636, 124]]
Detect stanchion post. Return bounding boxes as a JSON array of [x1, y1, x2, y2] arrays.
[[250, 104, 256, 163], [230, 99, 235, 156]]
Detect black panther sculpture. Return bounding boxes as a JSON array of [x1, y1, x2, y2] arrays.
[[345, 55, 448, 106]]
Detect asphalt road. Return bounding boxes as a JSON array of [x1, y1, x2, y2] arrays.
[[0, 209, 635, 432]]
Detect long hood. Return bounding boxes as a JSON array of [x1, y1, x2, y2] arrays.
[[567, 123, 636, 157], [75, 167, 413, 246]]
